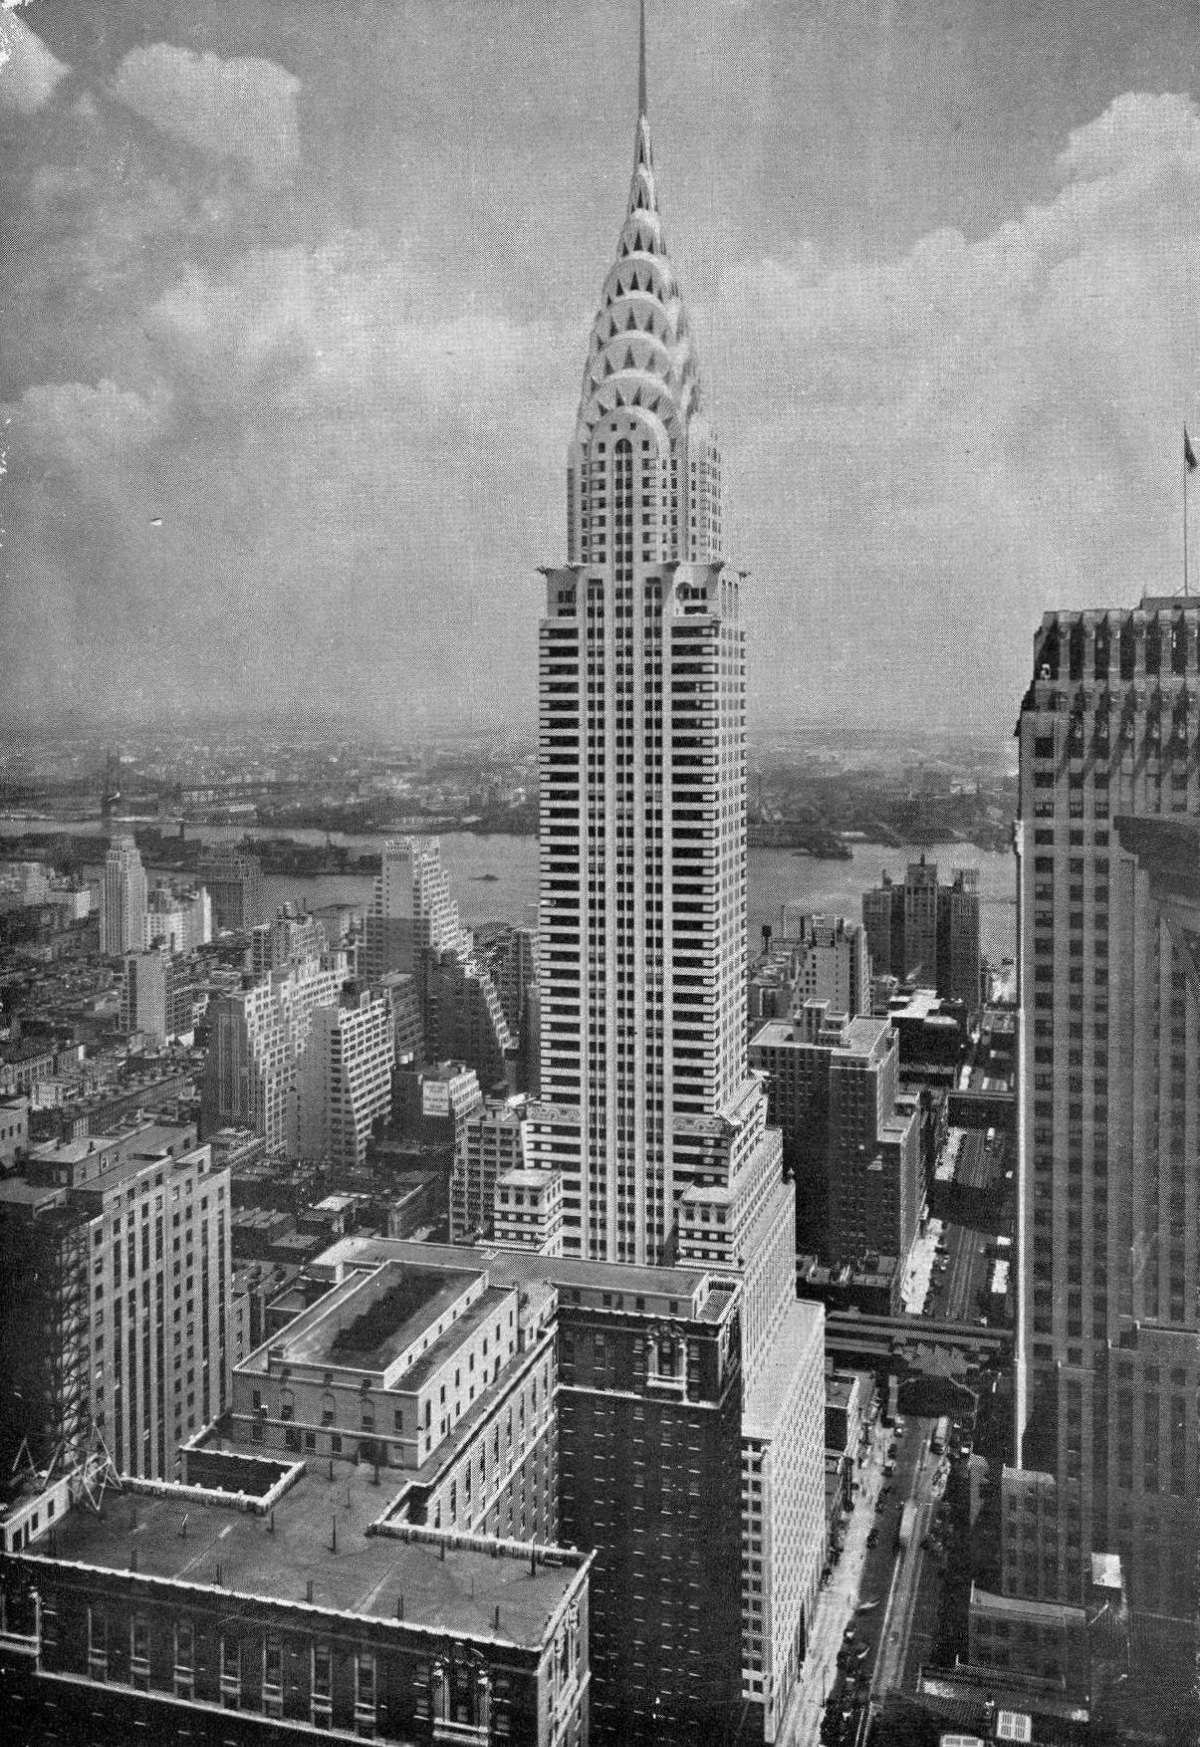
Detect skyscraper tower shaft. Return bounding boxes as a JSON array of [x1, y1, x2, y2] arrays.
[[527, 14, 755, 1269], [1011, 596, 1200, 1622]]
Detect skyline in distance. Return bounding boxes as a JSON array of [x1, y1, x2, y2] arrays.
[[2, 0, 1198, 738]]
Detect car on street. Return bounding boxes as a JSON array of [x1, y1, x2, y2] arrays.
[[866, 1528, 880, 1548]]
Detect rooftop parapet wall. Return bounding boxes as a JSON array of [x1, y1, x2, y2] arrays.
[[11, 1457, 588, 1651]]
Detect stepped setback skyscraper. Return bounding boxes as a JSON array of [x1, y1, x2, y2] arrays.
[[99, 834, 147, 957], [527, 12, 772, 1276], [522, 15, 824, 1740]]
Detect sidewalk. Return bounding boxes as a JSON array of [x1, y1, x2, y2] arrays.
[[778, 1419, 890, 1747]]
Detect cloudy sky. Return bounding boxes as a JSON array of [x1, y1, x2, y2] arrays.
[[2, 0, 1198, 739]]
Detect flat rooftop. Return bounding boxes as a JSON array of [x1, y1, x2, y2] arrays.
[[825, 1373, 859, 1408], [27, 1462, 580, 1646], [402, 1286, 513, 1389], [496, 1169, 556, 1190], [970, 1585, 1085, 1626], [311, 1236, 727, 1319], [302, 1265, 478, 1373], [0, 1177, 65, 1210]]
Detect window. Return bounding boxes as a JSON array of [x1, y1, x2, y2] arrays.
[[355, 1650, 377, 1734], [130, 1613, 150, 1685], [175, 1616, 195, 1690], [88, 1606, 108, 1680], [264, 1635, 283, 1716], [221, 1635, 241, 1707], [312, 1641, 333, 1729]]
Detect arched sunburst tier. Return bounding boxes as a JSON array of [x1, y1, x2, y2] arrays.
[[566, 10, 721, 568]]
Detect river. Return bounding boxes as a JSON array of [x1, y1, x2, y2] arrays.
[[1, 818, 1015, 966], [261, 838, 1015, 967]]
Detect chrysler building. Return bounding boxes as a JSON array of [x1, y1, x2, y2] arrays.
[[527, 7, 782, 1287], [521, 23, 823, 1735]]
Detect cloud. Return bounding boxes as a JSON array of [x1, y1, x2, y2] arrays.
[[5, 73, 1197, 738], [0, 235, 575, 730], [8, 378, 168, 473], [142, 238, 574, 455], [110, 44, 300, 182], [0, 8, 69, 115], [717, 91, 1200, 727]]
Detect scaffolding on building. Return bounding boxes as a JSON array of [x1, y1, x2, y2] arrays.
[[1, 1205, 91, 1500]]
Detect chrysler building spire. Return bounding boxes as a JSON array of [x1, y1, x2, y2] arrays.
[[567, 3, 717, 564]]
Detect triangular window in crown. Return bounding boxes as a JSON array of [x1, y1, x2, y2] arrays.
[[603, 356, 615, 379], [629, 269, 640, 292], [622, 346, 635, 371]]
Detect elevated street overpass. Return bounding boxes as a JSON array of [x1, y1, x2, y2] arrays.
[[823, 1308, 1011, 1380]]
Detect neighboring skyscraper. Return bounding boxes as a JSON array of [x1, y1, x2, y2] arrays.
[[363, 836, 468, 979], [99, 834, 147, 957], [120, 944, 196, 1046], [480, 922, 539, 1087], [366, 837, 513, 1091], [902, 852, 940, 984], [200, 951, 349, 1149], [450, 1094, 527, 1243], [861, 856, 983, 1010], [0, 860, 53, 909], [1009, 596, 1200, 1629], [292, 986, 395, 1170], [789, 911, 871, 1016], [0, 1123, 230, 1483], [862, 876, 906, 983], [555, 1269, 745, 1739], [146, 879, 211, 953], [750, 999, 920, 1273], [481, 923, 538, 1040], [198, 845, 264, 933], [939, 866, 983, 1009], [376, 967, 424, 1067], [248, 903, 328, 976]]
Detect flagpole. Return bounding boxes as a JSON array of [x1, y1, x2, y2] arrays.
[[1185, 428, 1190, 597]]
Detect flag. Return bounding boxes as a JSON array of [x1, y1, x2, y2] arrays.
[[1187, 427, 1197, 471]]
